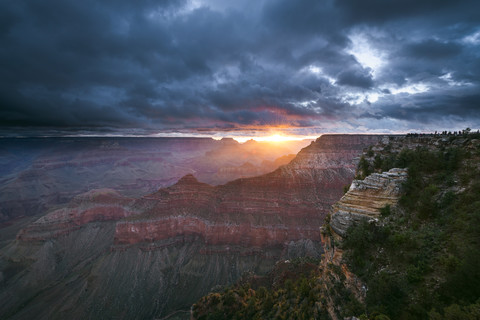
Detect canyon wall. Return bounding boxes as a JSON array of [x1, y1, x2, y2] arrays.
[[315, 167, 407, 319]]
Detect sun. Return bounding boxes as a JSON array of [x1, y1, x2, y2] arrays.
[[258, 134, 292, 142], [229, 133, 317, 143], [248, 134, 311, 143]]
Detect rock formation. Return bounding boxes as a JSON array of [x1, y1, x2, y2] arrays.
[[329, 168, 408, 237], [318, 166, 407, 319]]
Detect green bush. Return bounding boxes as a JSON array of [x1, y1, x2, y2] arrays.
[[380, 204, 391, 217]]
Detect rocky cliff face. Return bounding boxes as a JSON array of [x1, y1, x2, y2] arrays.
[[321, 133, 480, 320], [0, 134, 386, 320], [329, 168, 408, 237], [318, 168, 407, 319], [289, 135, 386, 170]]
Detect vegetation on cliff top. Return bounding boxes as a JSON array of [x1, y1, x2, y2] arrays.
[[191, 257, 363, 320], [342, 133, 480, 319]]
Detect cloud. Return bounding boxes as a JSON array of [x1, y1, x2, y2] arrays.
[[402, 39, 462, 60], [336, 65, 374, 88], [1, 0, 480, 135]]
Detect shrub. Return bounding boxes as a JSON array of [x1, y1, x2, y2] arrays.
[[380, 204, 391, 217]]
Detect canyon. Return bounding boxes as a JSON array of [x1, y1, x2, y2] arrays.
[[0, 134, 386, 319]]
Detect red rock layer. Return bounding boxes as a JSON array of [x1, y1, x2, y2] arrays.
[[115, 217, 321, 246], [17, 189, 136, 241]]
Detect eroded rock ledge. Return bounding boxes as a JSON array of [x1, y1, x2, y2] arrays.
[[330, 168, 408, 237]]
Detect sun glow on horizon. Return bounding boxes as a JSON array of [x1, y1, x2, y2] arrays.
[[230, 134, 317, 143]]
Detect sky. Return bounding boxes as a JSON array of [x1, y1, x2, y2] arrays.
[[1, 0, 479, 138]]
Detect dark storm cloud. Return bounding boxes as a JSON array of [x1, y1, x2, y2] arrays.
[[402, 40, 463, 60], [336, 65, 374, 88], [1, 0, 480, 135], [367, 92, 480, 124], [337, 0, 477, 25]]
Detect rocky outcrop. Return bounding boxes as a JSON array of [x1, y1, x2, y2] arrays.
[[330, 168, 408, 236], [319, 167, 407, 320]]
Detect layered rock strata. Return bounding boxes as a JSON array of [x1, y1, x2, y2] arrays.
[[319, 168, 407, 320], [330, 168, 408, 236], [17, 189, 137, 242]]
